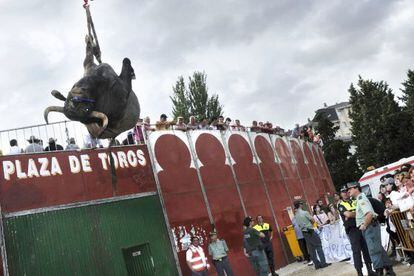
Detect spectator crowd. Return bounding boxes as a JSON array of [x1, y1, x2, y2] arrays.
[[3, 114, 323, 157], [141, 113, 286, 135]]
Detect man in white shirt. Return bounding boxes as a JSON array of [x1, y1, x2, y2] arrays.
[[186, 236, 209, 275], [25, 136, 44, 153], [9, 139, 22, 155], [83, 133, 103, 149]]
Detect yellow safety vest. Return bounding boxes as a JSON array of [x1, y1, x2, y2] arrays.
[[253, 223, 270, 232], [339, 200, 356, 211]]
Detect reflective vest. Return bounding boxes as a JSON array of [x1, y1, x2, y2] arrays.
[[253, 223, 271, 232], [338, 199, 357, 232], [253, 223, 272, 243], [188, 246, 207, 272], [339, 200, 356, 211]]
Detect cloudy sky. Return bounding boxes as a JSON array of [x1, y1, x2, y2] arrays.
[[1, 0, 414, 132]]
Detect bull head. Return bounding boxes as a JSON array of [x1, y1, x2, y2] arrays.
[[44, 77, 108, 138]]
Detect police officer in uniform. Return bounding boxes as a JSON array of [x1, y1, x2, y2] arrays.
[[338, 185, 375, 276], [243, 216, 269, 276], [293, 200, 331, 270], [253, 215, 278, 276], [348, 182, 395, 276]]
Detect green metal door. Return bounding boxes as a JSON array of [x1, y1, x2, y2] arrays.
[[3, 195, 179, 276], [123, 243, 155, 276]]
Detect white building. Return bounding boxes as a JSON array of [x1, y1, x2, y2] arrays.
[[312, 102, 352, 142]]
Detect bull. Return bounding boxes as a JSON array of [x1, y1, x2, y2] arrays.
[[44, 35, 140, 139]]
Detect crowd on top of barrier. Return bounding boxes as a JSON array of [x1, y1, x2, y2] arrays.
[[1, 114, 324, 156], [136, 114, 324, 145], [137, 114, 285, 134]]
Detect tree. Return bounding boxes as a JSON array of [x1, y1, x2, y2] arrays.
[[400, 69, 414, 116], [314, 112, 362, 191], [170, 77, 190, 121], [348, 76, 414, 170], [170, 71, 223, 121]]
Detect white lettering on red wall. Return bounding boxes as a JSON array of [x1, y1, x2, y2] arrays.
[[2, 149, 148, 181]]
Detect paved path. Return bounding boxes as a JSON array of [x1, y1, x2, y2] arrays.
[[275, 260, 413, 275]]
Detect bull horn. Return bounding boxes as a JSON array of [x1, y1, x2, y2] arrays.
[[90, 111, 109, 132], [44, 106, 64, 124], [51, 90, 67, 101]]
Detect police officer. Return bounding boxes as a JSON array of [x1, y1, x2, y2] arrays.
[[243, 216, 269, 276], [293, 200, 331, 270], [347, 182, 395, 276], [253, 215, 278, 276], [338, 185, 375, 276]]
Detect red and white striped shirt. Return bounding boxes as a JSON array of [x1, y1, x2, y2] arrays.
[[186, 245, 208, 271]]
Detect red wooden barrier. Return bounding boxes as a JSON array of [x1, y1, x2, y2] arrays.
[[149, 131, 335, 275]]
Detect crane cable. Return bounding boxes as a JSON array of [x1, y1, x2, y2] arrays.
[[83, 0, 117, 193], [83, 0, 102, 64]]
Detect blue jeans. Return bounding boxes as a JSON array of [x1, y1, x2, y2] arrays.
[[191, 268, 208, 276], [250, 249, 269, 276], [362, 223, 392, 270], [302, 230, 327, 268], [213, 256, 234, 276]]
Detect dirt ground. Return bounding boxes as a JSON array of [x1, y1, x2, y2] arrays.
[[275, 260, 414, 276]]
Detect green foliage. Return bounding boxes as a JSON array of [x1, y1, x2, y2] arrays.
[[170, 77, 190, 121], [206, 94, 223, 121], [170, 72, 223, 122], [313, 112, 338, 144], [349, 76, 414, 170], [314, 113, 362, 191], [400, 69, 414, 116]]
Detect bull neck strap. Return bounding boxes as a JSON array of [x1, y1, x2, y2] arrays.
[[72, 96, 95, 103]]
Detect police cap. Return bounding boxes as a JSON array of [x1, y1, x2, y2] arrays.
[[346, 182, 360, 189], [340, 185, 348, 193], [293, 200, 304, 209]]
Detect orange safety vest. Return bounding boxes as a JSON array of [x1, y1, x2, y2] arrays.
[[188, 246, 207, 272]]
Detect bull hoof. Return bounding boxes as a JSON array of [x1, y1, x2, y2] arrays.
[[85, 34, 94, 46]]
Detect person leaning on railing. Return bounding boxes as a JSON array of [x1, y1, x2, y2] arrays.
[[250, 121, 261, 133], [9, 139, 23, 155], [174, 117, 187, 131], [384, 198, 400, 258], [155, 114, 174, 130], [187, 116, 199, 130]]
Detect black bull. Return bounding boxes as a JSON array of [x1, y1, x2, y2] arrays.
[[44, 59, 140, 139]]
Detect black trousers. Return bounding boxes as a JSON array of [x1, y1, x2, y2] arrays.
[[263, 243, 275, 273], [348, 227, 372, 270], [386, 227, 399, 253], [212, 256, 234, 276], [297, 238, 310, 261]]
